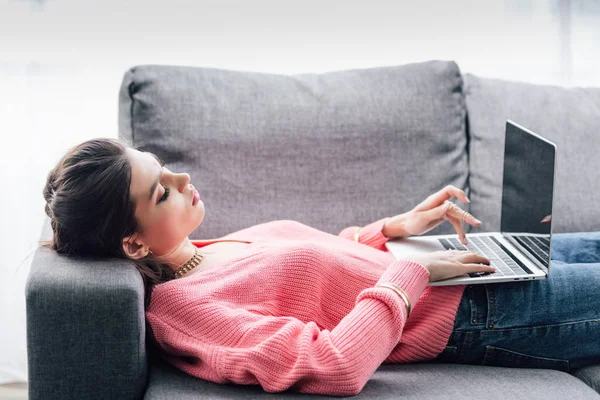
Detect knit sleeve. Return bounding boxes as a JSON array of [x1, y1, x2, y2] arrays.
[[338, 216, 391, 251], [147, 259, 429, 396]]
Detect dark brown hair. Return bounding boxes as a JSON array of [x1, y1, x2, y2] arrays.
[[41, 138, 175, 307]]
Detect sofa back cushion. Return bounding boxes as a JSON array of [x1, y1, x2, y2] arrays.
[[464, 74, 600, 233], [118, 61, 468, 239]]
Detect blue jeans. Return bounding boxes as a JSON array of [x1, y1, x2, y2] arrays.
[[434, 232, 600, 372]]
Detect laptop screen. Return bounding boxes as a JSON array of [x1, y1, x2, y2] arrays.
[[500, 121, 556, 270]]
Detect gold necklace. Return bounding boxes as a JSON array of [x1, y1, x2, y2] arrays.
[[174, 246, 204, 279]]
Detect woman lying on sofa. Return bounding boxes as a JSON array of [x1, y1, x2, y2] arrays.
[[41, 138, 600, 396]]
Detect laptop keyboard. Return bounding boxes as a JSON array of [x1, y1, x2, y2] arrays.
[[438, 236, 533, 278], [513, 235, 550, 265]]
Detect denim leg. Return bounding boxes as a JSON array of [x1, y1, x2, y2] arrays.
[[435, 260, 600, 371], [434, 285, 489, 363], [551, 231, 600, 264]]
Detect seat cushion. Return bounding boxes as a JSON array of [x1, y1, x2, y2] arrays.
[[144, 359, 600, 399], [464, 74, 600, 234], [118, 61, 468, 239]]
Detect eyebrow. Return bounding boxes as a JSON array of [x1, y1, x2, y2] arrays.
[[146, 152, 163, 202]]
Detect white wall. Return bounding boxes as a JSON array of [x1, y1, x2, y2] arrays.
[[1, 0, 598, 384]]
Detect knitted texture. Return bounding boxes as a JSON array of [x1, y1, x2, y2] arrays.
[[146, 217, 467, 396]]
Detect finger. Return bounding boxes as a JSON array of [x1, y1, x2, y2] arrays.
[[447, 216, 468, 245], [463, 263, 496, 273], [460, 251, 491, 264], [446, 201, 481, 226], [422, 201, 452, 223], [416, 185, 470, 211], [412, 202, 452, 235]]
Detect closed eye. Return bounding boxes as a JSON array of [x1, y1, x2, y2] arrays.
[[158, 186, 170, 204]]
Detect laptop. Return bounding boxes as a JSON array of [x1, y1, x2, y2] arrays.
[[385, 120, 557, 286]]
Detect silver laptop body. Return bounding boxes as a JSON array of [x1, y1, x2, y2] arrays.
[[385, 120, 557, 286]]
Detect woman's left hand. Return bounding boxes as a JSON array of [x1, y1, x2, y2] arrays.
[[382, 185, 482, 245]]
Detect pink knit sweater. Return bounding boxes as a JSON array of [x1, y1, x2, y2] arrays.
[[146, 217, 467, 396]]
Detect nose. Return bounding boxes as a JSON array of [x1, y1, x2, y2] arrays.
[[176, 172, 191, 193]]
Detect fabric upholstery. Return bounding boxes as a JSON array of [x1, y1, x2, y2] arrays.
[[573, 364, 600, 394], [25, 218, 148, 400], [144, 358, 600, 399], [464, 73, 600, 234], [118, 61, 469, 240]]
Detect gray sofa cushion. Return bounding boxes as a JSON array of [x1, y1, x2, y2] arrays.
[[144, 358, 600, 399], [118, 61, 469, 239], [464, 74, 600, 234]]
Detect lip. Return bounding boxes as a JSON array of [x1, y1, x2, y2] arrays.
[[190, 185, 200, 206]]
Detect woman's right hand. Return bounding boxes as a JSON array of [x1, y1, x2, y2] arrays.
[[408, 250, 496, 283]]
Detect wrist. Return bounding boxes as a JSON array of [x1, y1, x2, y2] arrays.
[[382, 212, 411, 239]]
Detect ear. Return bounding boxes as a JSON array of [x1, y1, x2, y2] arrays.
[[122, 234, 150, 259]]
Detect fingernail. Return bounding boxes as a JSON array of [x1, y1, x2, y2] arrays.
[[466, 197, 471, 203], [474, 218, 481, 224]]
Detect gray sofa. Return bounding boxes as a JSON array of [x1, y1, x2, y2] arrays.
[[26, 60, 600, 399]]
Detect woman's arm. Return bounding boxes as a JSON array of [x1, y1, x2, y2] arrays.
[[338, 216, 393, 251], [349, 185, 481, 247], [146, 260, 430, 396]]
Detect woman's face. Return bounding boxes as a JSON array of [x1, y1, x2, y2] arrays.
[[126, 148, 205, 255]]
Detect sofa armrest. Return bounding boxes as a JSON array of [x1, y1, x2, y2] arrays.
[[25, 218, 148, 400]]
